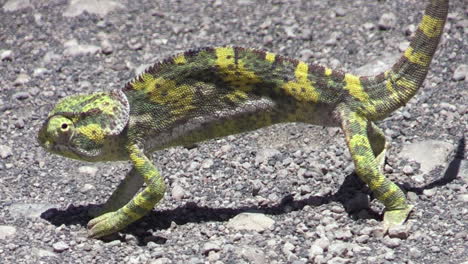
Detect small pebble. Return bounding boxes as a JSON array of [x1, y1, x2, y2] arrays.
[[453, 64, 467, 81], [0, 145, 13, 159], [52, 241, 69, 253], [378, 12, 397, 30], [12, 91, 30, 100], [403, 165, 414, 175], [382, 237, 401, 248], [0, 50, 13, 61]]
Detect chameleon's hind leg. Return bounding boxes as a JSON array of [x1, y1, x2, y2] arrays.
[[88, 167, 144, 217], [367, 122, 389, 173], [337, 106, 412, 233]]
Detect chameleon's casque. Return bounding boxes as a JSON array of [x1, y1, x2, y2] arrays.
[[38, 0, 449, 238]]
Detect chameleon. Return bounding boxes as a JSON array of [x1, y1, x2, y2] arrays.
[[38, 0, 448, 238]]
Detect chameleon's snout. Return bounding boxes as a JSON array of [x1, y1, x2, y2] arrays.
[[37, 120, 53, 150], [37, 115, 75, 151]]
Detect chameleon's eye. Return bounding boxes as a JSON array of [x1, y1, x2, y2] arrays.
[[61, 123, 69, 131], [46, 115, 75, 143]]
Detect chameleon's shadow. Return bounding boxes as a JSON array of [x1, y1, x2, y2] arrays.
[[40, 177, 373, 244], [40, 136, 465, 244]]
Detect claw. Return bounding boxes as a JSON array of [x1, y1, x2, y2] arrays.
[[382, 205, 414, 235], [87, 211, 128, 238]]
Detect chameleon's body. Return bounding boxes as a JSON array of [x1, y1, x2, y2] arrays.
[[38, 0, 449, 238]]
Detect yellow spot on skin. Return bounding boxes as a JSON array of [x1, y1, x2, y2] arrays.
[[386, 78, 397, 94], [62, 93, 116, 117], [215, 47, 235, 68], [122, 206, 142, 220], [349, 134, 368, 149], [344, 74, 369, 102], [378, 185, 398, 201], [128, 146, 146, 169], [295, 62, 308, 80], [131, 73, 155, 91], [348, 111, 367, 127], [77, 124, 105, 144], [134, 195, 155, 211], [325, 68, 333, 76], [404, 47, 431, 67], [215, 47, 261, 93], [419, 15, 445, 38], [282, 61, 319, 102], [131, 73, 195, 115], [384, 70, 389, 78], [225, 90, 248, 103], [367, 174, 385, 190], [396, 77, 418, 90], [173, 54, 187, 64], [265, 52, 275, 63]]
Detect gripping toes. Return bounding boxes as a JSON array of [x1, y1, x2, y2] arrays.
[[383, 205, 414, 234], [87, 210, 129, 238]]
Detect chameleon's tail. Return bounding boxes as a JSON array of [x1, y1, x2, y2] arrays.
[[378, 0, 449, 114]]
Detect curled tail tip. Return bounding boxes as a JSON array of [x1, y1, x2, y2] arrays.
[[383, 0, 448, 109]]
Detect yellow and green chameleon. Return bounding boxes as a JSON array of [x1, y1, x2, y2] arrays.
[[38, 0, 449, 238]]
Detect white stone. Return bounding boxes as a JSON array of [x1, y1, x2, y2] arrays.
[[33, 68, 49, 77], [400, 140, 453, 174], [171, 184, 186, 200], [255, 148, 281, 165], [226, 212, 275, 231], [237, 247, 267, 264], [33, 248, 57, 258], [282, 242, 295, 254], [3, 0, 31, 12], [13, 73, 30, 85], [0, 145, 13, 159], [308, 244, 324, 257], [453, 64, 468, 81], [52, 241, 69, 252], [63, 0, 124, 17], [328, 242, 349, 257], [8, 203, 56, 218], [0, 225, 17, 240], [80, 183, 96, 193], [0, 50, 13, 60], [202, 241, 221, 255], [63, 39, 101, 57], [78, 166, 98, 177], [457, 193, 468, 203]]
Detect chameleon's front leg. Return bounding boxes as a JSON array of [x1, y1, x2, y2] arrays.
[[88, 167, 144, 217], [87, 144, 166, 238], [337, 106, 413, 233]]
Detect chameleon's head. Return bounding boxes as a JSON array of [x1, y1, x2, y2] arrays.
[[38, 91, 129, 161]]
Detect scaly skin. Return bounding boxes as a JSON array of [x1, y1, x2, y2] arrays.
[[38, 0, 449, 238]]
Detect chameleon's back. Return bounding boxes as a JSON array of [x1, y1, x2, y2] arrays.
[[122, 47, 348, 149]]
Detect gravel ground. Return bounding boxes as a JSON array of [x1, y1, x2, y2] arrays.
[[1, 0, 467, 263]]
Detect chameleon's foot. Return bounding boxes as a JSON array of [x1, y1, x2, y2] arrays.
[[382, 205, 414, 234], [87, 210, 129, 238]]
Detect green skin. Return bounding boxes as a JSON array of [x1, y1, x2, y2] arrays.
[[38, 0, 448, 238]]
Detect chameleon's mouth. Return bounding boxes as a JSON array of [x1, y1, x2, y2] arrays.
[[37, 124, 51, 149], [40, 138, 97, 161]]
